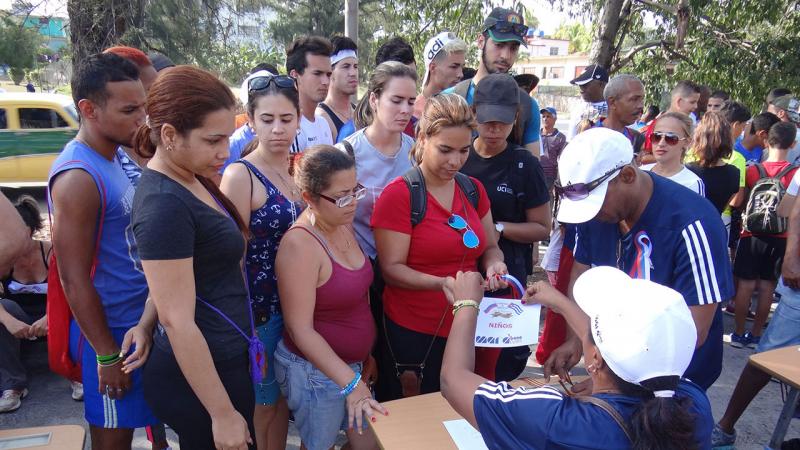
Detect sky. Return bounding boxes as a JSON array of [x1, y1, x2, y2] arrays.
[[0, 0, 68, 17], [518, 0, 589, 35]]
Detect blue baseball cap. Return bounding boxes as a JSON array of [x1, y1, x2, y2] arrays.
[[540, 107, 557, 118]]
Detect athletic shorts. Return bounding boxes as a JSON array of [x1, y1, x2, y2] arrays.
[[254, 314, 283, 405], [69, 320, 159, 429], [756, 279, 800, 353], [733, 235, 786, 281]]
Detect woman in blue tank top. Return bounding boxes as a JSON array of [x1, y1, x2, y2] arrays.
[[221, 73, 304, 450]]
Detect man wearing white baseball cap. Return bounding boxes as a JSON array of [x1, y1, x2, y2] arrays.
[[540, 127, 733, 392], [413, 32, 467, 118], [440, 268, 713, 449]]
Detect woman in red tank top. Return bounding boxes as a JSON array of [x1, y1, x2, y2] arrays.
[[275, 145, 386, 450]]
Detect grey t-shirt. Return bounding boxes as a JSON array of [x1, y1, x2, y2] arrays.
[[132, 169, 250, 361], [338, 129, 414, 259]]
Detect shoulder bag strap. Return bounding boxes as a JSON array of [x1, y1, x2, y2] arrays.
[[576, 395, 634, 443]]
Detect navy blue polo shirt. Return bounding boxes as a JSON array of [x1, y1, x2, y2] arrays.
[[572, 173, 733, 390], [474, 379, 713, 449]]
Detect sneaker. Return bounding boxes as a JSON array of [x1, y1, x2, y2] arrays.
[[0, 388, 28, 413], [723, 303, 756, 320], [747, 334, 761, 349], [70, 381, 84, 401], [730, 331, 752, 348], [711, 423, 736, 448]]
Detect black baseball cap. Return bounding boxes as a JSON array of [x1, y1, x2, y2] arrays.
[[474, 74, 520, 124], [148, 52, 175, 72], [483, 7, 528, 47], [570, 64, 609, 86]]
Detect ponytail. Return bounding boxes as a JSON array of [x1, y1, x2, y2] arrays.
[[13, 194, 43, 233], [134, 124, 157, 159], [353, 94, 373, 130], [621, 375, 697, 450]]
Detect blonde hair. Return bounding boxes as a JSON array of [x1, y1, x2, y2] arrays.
[[692, 112, 733, 167], [410, 93, 476, 164], [656, 111, 694, 139]]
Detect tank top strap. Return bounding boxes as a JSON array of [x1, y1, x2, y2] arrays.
[[238, 159, 279, 195], [290, 225, 336, 260]]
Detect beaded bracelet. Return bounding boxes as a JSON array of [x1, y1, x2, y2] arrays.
[[340, 372, 362, 397], [452, 299, 480, 316]]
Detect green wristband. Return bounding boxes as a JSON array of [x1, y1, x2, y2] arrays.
[[96, 352, 121, 364]]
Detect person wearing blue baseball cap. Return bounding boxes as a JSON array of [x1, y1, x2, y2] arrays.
[[444, 7, 543, 158], [540, 107, 566, 189]]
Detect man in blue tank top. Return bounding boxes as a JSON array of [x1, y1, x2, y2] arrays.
[[48, 53, 158, 448]]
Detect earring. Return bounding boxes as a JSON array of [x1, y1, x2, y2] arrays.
[[308, 210, 316, 227], [167, 144, 174, 152], [587, 364, 597, 373]]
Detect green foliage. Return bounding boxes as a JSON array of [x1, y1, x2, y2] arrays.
[[552, 22, 592, 53], [262, 0, 345, 46], [205, 43, 285, 84], [0, 15, 44, 74]]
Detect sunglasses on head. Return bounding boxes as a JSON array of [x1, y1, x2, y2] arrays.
[[486, 21, 529, 38], [318, 184, 367, 208], [554, 164, 626, 201], [651, 131, 686, 146], [448, 214, 480, 249], [248, 75, 297, 94]]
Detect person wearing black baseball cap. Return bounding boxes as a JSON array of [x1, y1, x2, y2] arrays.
[[444, 7, 543, 158], [566, 64, 609, 140]]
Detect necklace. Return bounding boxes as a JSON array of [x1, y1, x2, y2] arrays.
[[257, 150, 300, 200]]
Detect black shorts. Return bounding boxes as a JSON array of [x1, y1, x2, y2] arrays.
[[733, 235, 787, 281]]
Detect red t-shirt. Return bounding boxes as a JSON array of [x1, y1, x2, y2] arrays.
[[742, 161, 798, 239], [371, 176, 491, 337]]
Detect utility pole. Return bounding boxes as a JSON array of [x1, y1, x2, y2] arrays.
[[344, 0, 357, 42]]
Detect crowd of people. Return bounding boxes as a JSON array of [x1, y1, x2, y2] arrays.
[[1, 5, 800, 450]]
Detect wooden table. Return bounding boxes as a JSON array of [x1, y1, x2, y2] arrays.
[[369, 377, 580, 449], [749, 345, 800, 450], [0, 425, 85, 449]]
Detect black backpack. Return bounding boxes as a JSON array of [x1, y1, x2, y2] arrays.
[[402, 167, 479, 227], [743, 163, 797, 234]]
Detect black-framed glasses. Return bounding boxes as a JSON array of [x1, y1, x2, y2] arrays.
[[448, 214, 480, 249], [651, 131, 686, 146], [485, 20, 529, 38], [318, 184, 366, 208], [554, 165, 626, 201], [248, 75, 297, 94]]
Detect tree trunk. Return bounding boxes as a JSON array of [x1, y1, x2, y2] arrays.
[[345, 0, 358, 44], [590, 0, 625, 69], [67, 0, 146, 71]]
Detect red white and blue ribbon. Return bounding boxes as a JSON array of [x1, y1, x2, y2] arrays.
[[629, 231, 654, 280], [501, 274, 525, 299]]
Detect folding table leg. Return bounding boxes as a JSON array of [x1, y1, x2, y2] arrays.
[[768, 387, 800, 449]]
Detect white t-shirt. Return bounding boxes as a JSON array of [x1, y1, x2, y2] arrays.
[[292, 113, 333, 153], [566, 100, 607, 140], [787, 169, 800, 196], [541, 224, 563, 272], [641, 164, 705, 196], [336, 128, 414, 259]]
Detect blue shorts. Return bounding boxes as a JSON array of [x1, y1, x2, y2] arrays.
[[756, 279, 800, 353], [274, 340, 364, 450], [254, 314, 284, 405], [69, 320, 159, 429]]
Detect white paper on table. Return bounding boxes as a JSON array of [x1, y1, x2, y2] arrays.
[[443, 419, 489, 450], [474, 297, 541, 348]]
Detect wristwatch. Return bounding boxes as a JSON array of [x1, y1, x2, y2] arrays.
[[495, 222, 505, 237]]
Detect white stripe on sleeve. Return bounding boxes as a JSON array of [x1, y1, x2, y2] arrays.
[[681, 220, 722, 305]]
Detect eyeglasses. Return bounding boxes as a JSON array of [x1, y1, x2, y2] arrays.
[[485, 20, 529, 38], [554, 165, 626, 201], [448, 214, 480, 249], [318, 184, 366, 208], [248, 75, 297, 94], [651, 131, 686, 146]]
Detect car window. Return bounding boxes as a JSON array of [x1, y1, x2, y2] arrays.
[[0, 109, 6, 129], [19, 108, 69, 129], [64, 103, 78, 122]]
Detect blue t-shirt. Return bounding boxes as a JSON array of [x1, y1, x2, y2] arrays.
[[224, 124, 256, 171], [336, 119, 356, 143], [474, 379, 713, 450], [443, 81, 541, 145], [572, 173, 733, 390], [49, 140, 149, 329], [734, 137, 763, 164]]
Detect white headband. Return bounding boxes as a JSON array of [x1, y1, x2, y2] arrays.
[[331, 49, 357, 66], [653, 390, 676, 398]]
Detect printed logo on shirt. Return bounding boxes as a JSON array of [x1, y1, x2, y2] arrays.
[[497, 183, 515, 196]]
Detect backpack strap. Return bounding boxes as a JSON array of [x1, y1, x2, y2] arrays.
[[454, 172, 479, 211], [342, 140, 355, 158], [754, 163, 768, 179], [577, 395, 634, 443], [452, 79, 472, 100], [774, 164, 798, 182], [509, 147, 529, 215], [402, 167, 427, 227]]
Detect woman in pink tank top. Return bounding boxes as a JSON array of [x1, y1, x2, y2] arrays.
[[275, 145, 387, 450]]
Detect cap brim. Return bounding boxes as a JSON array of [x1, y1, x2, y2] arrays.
[[555, 176, 611, 224], [476, 104, 517, 124], [570, 75, 593, 86], [488, 30, 527, 47]]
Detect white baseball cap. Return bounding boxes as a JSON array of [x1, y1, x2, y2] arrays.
[[556, 127, 634, 224], [573, 266, 697, 390], [239, 69, 279, 106], [422, 32, 460, 87]]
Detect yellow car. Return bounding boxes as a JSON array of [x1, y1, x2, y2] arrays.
[[0, 93, 79, 187]]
